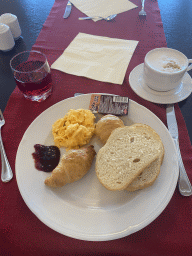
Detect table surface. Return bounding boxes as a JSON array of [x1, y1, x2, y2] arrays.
[[1, 0, 192, 145], [1, 1, 192, 254]]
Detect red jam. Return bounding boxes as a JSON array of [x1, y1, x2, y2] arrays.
[[32, 144, 60, 172]]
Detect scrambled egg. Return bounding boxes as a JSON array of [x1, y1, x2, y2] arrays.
[[52, 109, 95, 150]]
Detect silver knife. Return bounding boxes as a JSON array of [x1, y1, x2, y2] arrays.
[[63, 1, 72, 19], [166, 104, 192, 196]]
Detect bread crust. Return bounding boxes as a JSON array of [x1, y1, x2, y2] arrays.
[[125, 150, 164, 191]]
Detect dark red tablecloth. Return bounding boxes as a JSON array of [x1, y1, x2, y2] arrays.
[[1, 0, 192, 255]]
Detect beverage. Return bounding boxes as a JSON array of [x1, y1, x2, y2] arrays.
[[14, 60, 52, 100], [146, 50, 186, 73], [143, 48, 192, 91], [10, 50, 53, 102]]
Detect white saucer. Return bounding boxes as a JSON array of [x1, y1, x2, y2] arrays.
[[129, 63, 192, 104]]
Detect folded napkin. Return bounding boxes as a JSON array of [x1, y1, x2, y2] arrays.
[[70, 0, 138, 21], [51, 33, 139, 85]]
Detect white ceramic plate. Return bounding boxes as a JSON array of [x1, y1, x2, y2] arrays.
[[15, 94, 179, 241], [129, 63, 192, 104]]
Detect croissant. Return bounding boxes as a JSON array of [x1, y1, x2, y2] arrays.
[[44, 145, 96, 188]]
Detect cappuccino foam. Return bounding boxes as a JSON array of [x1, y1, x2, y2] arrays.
[[146, 51, 187, 73]]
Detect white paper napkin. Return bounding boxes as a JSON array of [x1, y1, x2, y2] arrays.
[[51, 33, 139, 84], [70, 0, 138, 21]]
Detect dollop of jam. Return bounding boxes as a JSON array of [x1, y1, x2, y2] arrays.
[[32, 144, 60, 172]]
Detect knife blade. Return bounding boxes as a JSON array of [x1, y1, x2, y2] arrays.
[[166, 104, 192, 196], [166, 104, 179, 140], [63, 1, 72, 19]]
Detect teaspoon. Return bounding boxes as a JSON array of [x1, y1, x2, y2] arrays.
[[79, 14, 117, 21]]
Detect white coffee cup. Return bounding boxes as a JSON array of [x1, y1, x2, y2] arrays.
[[0, 23, 15, 51], [143, 48, 192, 91], [0, 13, 21, 40]]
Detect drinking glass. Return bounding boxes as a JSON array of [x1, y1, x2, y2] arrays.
[[10, 50, 53, 102]]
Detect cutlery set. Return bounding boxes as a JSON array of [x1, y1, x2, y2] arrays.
[[63, 0, 147, 20]]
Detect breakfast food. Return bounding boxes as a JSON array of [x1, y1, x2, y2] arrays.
[[146, 49, 185, 73], [32, 144, 60, 172], [95, 114, 125, 144], [44, 145, 96, 188], [89, 94, 129, 116], [95, 124, 163, 191], [52, 109, 95, 150], [125, 123, 164, 191], [125, 150, 164, 191]]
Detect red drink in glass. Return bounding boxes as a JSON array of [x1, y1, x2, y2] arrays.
[[10, 51, 53, 102]]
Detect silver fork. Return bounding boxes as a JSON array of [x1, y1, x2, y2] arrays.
[[139, 0, 146, 16], [0, 109, 13, 182]]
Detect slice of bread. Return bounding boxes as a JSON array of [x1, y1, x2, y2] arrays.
[[125, 150, 164, 191], [125, 123, 164, 191], [95, 124, 163, 191]]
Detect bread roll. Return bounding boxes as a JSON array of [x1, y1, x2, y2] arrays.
[[96, 114, 124, 144]]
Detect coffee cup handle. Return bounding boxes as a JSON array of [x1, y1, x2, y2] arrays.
[[187, 59, 192, 71]]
